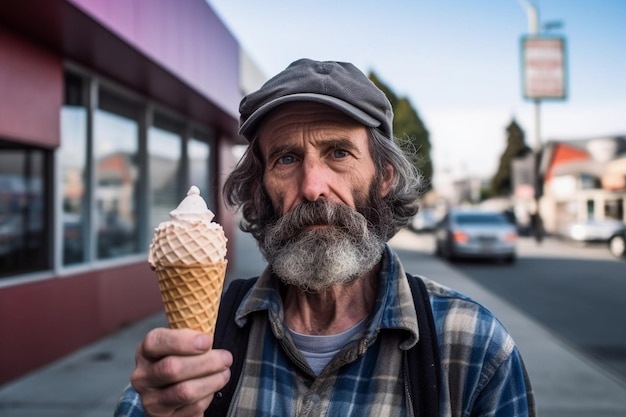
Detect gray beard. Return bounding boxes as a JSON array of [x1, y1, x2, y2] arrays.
[[260, 199, 386, 293]]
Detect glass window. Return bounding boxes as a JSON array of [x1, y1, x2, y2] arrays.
[[188, 137, 212, 207], [586, 199, 595, 220], [148, 121, 182, 234], [60, 72, 89, 265], [0, 140, 50, 278], [580, 174, 600, 190], [94, 91, 140, 260], [604, 199, 624, 221], [455, 213, 507, 225]]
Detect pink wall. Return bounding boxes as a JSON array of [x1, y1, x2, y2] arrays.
[[0, 28, 62, 148], [69, 0, 240, 119], [0, 262, 162, 386]]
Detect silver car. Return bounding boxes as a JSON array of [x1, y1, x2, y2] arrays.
[[559, 218, 625, 243], [434, 209, 517, 263], [409, 208, 439, 233]]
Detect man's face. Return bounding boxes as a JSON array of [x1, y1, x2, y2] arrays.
[[256, 102, 393, 291], [258, 102, 388, 213]]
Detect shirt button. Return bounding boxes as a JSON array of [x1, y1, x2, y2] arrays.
[[311, 394, 320, 404]]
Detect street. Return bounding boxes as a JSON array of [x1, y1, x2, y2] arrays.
[[392, 230, 626, 385]]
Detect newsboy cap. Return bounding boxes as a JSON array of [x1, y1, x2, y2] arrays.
[[238, 58, 394, 141]]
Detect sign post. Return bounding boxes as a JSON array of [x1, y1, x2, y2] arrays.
[[517, 0, 567, 243]]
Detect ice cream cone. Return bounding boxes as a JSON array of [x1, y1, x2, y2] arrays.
[[155, 261, 227, 336], [149, 186, 228, 337]]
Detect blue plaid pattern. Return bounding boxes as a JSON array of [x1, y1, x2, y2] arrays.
[[115, 246, 536, 417]]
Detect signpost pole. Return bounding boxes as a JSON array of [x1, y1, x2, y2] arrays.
[[518, 0, 543, 242]]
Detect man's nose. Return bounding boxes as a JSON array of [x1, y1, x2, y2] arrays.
[[300, 158, 330, 202]]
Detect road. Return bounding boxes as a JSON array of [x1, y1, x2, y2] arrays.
[[399, 231, 626, 384]]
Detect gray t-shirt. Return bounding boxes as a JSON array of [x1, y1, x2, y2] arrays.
[[288, 319, 367, 375]]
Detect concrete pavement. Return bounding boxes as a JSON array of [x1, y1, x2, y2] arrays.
[[1, 228, 625, 416]]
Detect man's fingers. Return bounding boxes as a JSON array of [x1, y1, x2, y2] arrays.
[[154, 366, 231, 407], [130, 328, 233, 416], [139, 328, 212, 361], [132, 343, 233, 389], [136, 366, 231, 417], [147, 348, 233, 387]]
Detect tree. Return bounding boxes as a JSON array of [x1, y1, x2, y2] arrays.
[[491, 119, 532, 196], [368, 72, 433, 191]]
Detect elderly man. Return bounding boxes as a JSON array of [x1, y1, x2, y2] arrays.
[[115, 59, 536, 417]]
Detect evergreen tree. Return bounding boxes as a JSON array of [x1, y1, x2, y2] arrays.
[[368, 72, 433, 191], [492, 119, 532, 196]]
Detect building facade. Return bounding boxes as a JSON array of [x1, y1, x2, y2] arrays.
[[539, 136, 626, 235], [0, 0, 249, 385]]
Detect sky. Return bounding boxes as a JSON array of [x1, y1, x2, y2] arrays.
[[207, 0, 626, 187]]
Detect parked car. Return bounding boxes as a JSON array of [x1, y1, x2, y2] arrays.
[[559, 218, 625, 243], [608, 227, 626, 259], [409, 208, 439, 233], [434, 209, 517, 263]]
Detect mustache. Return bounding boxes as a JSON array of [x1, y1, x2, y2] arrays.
[[266, 200, 369, 242]]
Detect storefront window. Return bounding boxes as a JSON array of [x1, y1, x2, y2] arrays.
[[188, 137, 212, 208], [60, 72, 89, 265], [148, 121, 182, 234], [94, 91, 140, 260], [0, 140, 50, 277]]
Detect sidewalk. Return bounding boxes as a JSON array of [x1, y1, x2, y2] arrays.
[[1, 228, 625, 416]]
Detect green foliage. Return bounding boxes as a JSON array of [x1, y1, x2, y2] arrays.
[[369, 72, 433, 191], [480, 183, 494, 201], [491, 119, 532, 196]]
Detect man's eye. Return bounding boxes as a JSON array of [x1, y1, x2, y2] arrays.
[[332, 149, 349, 158], [278, 155, 296, 165]]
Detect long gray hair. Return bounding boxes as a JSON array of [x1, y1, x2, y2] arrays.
[[223, 128, 424, 242]]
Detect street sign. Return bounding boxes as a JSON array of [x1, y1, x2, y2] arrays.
[[521, 36, 567, 100]]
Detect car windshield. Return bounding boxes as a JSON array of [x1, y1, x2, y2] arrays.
[[455, 213, 507, 225]]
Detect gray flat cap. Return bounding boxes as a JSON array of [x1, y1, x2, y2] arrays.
[[238, 58, 394, 141]]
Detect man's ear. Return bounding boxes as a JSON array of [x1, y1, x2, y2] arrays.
[[379, 164, 394, 198]]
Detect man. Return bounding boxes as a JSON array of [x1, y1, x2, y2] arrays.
[[115, 59, 536, 417]]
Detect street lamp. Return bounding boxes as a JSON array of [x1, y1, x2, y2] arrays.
[[517, 0, 539, 36]]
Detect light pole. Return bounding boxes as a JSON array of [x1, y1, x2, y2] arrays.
[[517, 0, 543, 241], [517, 0, 541, 153], [516, 0, 567, 243]]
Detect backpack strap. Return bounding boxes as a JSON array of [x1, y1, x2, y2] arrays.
[[405, 273, 441, 417], [204, 277, 257, 417]]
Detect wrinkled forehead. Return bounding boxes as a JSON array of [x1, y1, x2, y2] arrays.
[[257, 102, 369, 155], [258, 102, 364, 132]]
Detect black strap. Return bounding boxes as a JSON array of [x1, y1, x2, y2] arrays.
[[204, 274, 440, 417], [405, 273, 441, 417], [204, 277, 257, 417]]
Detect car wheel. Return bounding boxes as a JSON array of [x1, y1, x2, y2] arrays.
[[504, 254, 516, 264], [434, 242, 442, 257], [609, 234, 626, 258], [446, 243, 457, 262]]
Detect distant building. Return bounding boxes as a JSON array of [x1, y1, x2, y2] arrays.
[[537, 136, 626, 234], [0, 0, 262, 385]]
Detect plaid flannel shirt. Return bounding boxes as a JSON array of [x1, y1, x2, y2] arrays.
[[115, 246, 536, 417]]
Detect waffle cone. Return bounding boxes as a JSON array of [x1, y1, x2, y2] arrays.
[[155, 261, 227, 336]]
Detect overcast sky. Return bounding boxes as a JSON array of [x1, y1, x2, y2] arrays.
[[207, 0, 626, 186]]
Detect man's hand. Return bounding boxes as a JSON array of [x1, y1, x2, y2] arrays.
[[131, 328, 233, 417]]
